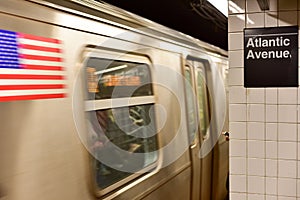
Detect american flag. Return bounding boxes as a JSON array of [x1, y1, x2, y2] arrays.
[[0, 29, 67, 102]]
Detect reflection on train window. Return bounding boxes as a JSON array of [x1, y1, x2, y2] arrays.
[[196, 68, 210, 137], [184, 67, 198, 144], [88, 105, 158, 190], [85, 58, 153, 100]]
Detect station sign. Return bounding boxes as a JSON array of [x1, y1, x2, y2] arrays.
[[244, 26, 298, 87]]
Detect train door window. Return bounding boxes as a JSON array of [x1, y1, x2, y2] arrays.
[[184, 66, 198, 144], [83, 51, 158, 195], [195, 63, 210, 139]]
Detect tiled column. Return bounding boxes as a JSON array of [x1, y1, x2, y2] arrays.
[[228, 0, 300, 199]]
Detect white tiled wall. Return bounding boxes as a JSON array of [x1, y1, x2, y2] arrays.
[[228, 0, 300, 199]]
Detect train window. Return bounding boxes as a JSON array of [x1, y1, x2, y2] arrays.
[[84, 55, 158, 195], [184, 67, 198, 144], [87, 105, 158, 190], [185, 57, 211, 140], [85, 58, 153, 100], [195, 66, 210, 138]]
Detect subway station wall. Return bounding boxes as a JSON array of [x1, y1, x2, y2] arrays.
[[228, 0, 300, 199]]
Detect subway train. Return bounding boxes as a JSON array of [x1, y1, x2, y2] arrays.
[[0, 0, 229, 200]]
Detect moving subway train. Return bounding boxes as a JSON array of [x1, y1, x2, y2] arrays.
[[0, 0, 229, 199]]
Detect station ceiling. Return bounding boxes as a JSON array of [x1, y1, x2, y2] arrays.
[[100, 0, 228, 50]]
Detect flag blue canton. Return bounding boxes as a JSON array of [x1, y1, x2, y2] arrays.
[[0, 29, 20, 69]]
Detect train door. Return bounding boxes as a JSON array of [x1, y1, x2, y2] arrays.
[[195, 62, 213, 200], [184, 58, 212, 200], [184, 65, 200, 200]]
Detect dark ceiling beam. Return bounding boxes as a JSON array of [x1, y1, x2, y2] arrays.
[[256, 0, 269, 10]]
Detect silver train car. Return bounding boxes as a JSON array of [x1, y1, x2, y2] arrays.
[[0, 0, 229, 199]]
